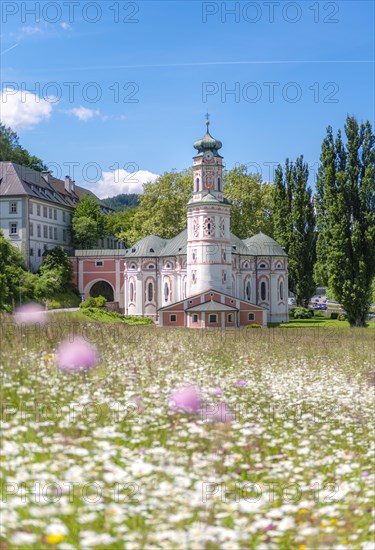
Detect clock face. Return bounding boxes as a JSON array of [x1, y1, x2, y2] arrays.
[[204, 151, 213, 161]]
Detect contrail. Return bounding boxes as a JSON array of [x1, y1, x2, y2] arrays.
[[71, 59, 374, 71], [0, 43, 19, 56]]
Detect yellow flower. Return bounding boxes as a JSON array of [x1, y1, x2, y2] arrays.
[[341, 540, 348, 545], [330, 518, 337, 525], [46, 534, 64, 545], [298, 545, 307, 550], [298, 508, 308, 514]]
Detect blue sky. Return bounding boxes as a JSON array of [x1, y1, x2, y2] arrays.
[[1, 0, 374, 197]]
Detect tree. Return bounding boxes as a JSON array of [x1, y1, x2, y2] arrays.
[[0, 231, 37, 310], [124, 170, 192, 245], [39, 247, 73, 283], [273, 156, 316, 307], [72, 194, 105, 249], [315, 116, 375, 327], [224, 166, 274, 238], [0, 123, 46, 171], [101, 193, 139, 212], [105, 209, 137, 247]]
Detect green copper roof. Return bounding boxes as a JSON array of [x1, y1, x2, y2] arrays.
[[243, 232, 287, 257], [159, 229, 187, 257], [187, 191, 230, 206], [125, 235, 167, 257], [193, 122, 222, 154]]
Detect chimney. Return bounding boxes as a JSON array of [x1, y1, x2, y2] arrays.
[[41, 170, 50, 182], [65, 175, 72, 193], [71, 180, 76, 193]]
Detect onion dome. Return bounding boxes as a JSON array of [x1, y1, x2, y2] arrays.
[[193, 119, 222, 154]]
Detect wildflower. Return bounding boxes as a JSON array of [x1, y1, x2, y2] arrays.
[[210, 388, 224, 395], [56, 337, 99, 373], [235, 379, 247, 387], [170, 386, 202, 413], [45, 523, 68, 545], [13, 303, 46, 325]]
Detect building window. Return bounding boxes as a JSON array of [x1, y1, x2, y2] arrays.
[[9, 223, 18, 235], [37, 204, 41, 216], [184, 281, 187, 299], [195, 177, 199, 191], [228, 313, 233, 322], [49, 227, 53, 239], [96, 261, 104, 267], [63, 229, 67, 242], [29, 202, 33, 214], [260, 281, 266, 301], [63, 211, 66, 222], [54, 209, 57, 220], [43, 244, 47, 252], [38, 249, 41, 257], [192, 271, 197, 284], [218, 177, 221, 191], [260, 263, 266, 269], [37, 225, 41, 238], [43, 206, 47, 217], [280, 281, 284, 301], [10, 202, 17, 214], [170, 314, 177, 322], [49, 208, 52, 219], [29, 223, 34, 236], [248, 313, 255, 321], [209, 314, 217, 323], [130, 282, 134, 302], [164, 281, 169, 302], [30, 248, 34, 256], [147, 282, 153, 302], [246, 281, 251, 301], [54, 227, 57, 240], [43, 226, 48, 238], [192, 314, 199, 323]]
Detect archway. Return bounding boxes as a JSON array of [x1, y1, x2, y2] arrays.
[[90, 281, 114, 302]]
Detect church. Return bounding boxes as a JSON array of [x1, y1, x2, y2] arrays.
[[73, 121, 288, 327]]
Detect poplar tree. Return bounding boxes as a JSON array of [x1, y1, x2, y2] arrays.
[[315, 116, 375, 326], [273, 156, 316, 306]]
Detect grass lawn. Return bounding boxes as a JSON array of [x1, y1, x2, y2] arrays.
[[270, 317, 375, 329], [1, 312, 374, 548]]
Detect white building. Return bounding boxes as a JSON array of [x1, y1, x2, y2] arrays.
[[0, 162, 118, 272]]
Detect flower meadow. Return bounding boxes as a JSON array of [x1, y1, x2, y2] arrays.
[[1, 313, 374, 549]]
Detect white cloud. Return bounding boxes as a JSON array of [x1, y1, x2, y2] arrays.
[[95, 169, 160, 198], [16, 26, 43, 40], [61, 22, 71, 30], [0, 88, 53, 130], [66, 107, 100, 121]]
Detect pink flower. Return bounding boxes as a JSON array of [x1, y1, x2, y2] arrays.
[[56, 337, 99, 373], [203, 401, 235, 423], [170, 386, 202, 413], [13, 303, 47, 325], [236, 379, 247, 387], [210, 388, 224, 395]]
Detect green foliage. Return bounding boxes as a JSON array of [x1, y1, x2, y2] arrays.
[[72, 194, 106, 249], [101, 193, 139, 212], [338, 313, 347, 321], [0, 123, 46, 171], [79, 308, 154, 324], [124, 170, 192, 245], [0, 230, 38, 309], [273, 156, 316, 307], [223, 166, 274, 238], [289, 307, 313, 319], [315, 116, 375, 327], [80, 295, 106, 308], [245, 324, 261, 328], [47, 288, 81, 310], [105, 209, 137, 247], [39, 247, 72, 283]]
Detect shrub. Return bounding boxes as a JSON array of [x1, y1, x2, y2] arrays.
[[246, 324, 261, 328], [338, 313, 347, 321], [80, 295, 106, 308], [293, 307, 313, 319], [80, 308, 154, 325]]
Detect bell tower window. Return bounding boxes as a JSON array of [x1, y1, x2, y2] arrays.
[[218, 177, 221, 191]]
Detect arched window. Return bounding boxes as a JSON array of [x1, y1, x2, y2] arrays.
[[260, 281, 266, 301], [280, 281, 284, 301], [196, 177, 199, 191], [184, 281, 187, 299], [148, 281, 153, 302], [218, 177, 221, 191], [260, 263, 266, 269], [130, 282, 134, 302], [246, 281, 251, 301], [164, 282, 169, 302]]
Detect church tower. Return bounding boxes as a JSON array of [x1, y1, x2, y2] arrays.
[[186, 118, 233, 297]]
